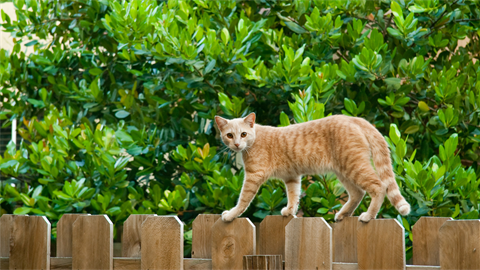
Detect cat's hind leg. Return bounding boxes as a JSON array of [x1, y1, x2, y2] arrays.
[[356, 171, 386, 223], [334, 174, 365, 222], [281, 177, 301, 217]]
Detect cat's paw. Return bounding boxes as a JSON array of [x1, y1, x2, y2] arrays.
[[221, 210, 236, 222], [335, 212, 346, 222], [281, 207, 294, 217], [358, 212, 374, 223]]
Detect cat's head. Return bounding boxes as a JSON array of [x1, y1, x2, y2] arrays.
[[215, 113, 256, 152]]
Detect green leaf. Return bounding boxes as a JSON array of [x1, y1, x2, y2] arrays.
[[284, 21, 307, 34], [115, 110, 130, 118], [89, 68, 103, 76], [390, 124, 401, 145], [404, 125, 419, 134], [14, 207, 31, 215]]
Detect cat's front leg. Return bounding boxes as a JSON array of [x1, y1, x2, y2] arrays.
[[281, 177, 301, 217], [222, 171, 265, 222]]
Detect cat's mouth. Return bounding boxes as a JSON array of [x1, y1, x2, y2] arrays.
[[231, 146, 244, 152]]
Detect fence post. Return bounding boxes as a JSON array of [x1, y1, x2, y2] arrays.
[[357, 219, 405, 270], [212, 218, 256, 270], [258, 215, 293, 260], [243, 255, 282, 270], [333, 216, 358, 263], [439, 220, 480, 269], [57, 214, 90, 257], [285, 217, 332, 270], [192, 214, 221, 258], [122, 214, 156, 257], [412, 217, 452, 266], [72, 215, 113, 270], [9, 216, 51, 270], [141, 216, 183, 270]]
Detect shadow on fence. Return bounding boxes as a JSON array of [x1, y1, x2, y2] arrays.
[[0, 213, 475, 269]]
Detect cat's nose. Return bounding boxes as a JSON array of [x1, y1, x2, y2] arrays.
[[234, 143, 239, 147]]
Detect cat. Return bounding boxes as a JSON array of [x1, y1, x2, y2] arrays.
[[215, 112, 410, 223]]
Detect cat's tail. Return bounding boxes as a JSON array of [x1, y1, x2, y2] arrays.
[[355, 118, 411, 216]]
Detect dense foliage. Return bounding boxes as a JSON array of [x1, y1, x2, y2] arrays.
[[1, 0, 480, 258]]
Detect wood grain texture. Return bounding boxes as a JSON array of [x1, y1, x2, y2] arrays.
[[191, 214, 221, 259], [50, 257, 74, 270], [211, 218, 255, 270], [56, 214, 89, 257], [243, 255, 282, 270], [122, 214, 156, 257], [258, 216, 293, 259], [357, 219, 405, 270], [141, 216, 184, 270], [412, 217, 451, 266], [439, 220, 480, 269], [184, 258, 212, 270], [0, 214, 26, 257], [114, 258, 142, 270], [9, 216, 51, 270], [331, 263, 440, 270], [0, 258, 8, 270], [72, 215, 113, 270], [333, 216, 358, 263], [285, 217, 332, 270]]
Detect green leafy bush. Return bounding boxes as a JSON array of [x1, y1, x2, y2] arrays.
[[1, 0, 480, 258]]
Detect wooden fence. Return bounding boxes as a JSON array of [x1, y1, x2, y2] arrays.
[[0, 214, 477, 269]]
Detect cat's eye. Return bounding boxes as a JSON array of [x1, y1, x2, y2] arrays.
[[241, 132, 247, 138], [227, 133, 233, 139]]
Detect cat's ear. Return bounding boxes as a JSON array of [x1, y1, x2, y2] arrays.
[[244, 112, 256, 128], [215, 116, 229, 131]]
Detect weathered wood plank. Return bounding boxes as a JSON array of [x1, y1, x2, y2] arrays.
[[331, 263, 440, 270], [1, 257, 9, 270], [258, 216, 293, 259], [439, 220, 480, 269], [191, 214, 221, 259], [57, 213, 89, 257], [0, 214, 25, 257], [122, 214, 156, 257], [412, 217, 451, 266], [357, 219, 405, 270], [243, 255, 282, 270], [9, 216, 51, 270], [141, 216, 183, 270], [184, 258, 212, 270], [333, 216, 358, 263], [285, 217, 332, 270], [114, 258, 142, 270], [212, 218, 255, 270], [50, 257, 74, 270], [72, 215, 113, 270]]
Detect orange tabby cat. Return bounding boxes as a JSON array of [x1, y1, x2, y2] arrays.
[[215, 113, 410, 223]]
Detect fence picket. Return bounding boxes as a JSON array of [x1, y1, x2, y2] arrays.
[[439, 220, 480, 269], [0, 214, 26, 258], [285, 217, 332, 270], [72, 215, 113, 270], [333, 216, 358, 263], [212, 218, 255, 270], [9, 216, 51, 270], [192, 214, 221, 258], [412, 217, 451, 266], [243, 255, 282, 270], [122, 214, 156, 257], [141, 216, 183, 270], [357, 219, 405, 270], [57, 214, 90, 257], [258, 216, 293, 259]]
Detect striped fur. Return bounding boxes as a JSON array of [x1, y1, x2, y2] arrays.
[[215, 113, 410, 223]]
